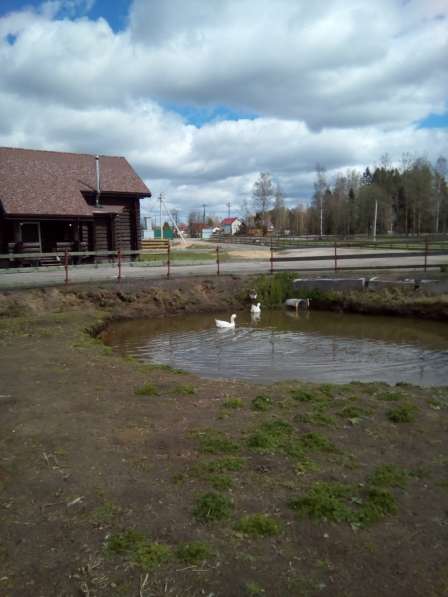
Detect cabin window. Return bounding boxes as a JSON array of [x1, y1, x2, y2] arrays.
[[20, 222, 41, 245]]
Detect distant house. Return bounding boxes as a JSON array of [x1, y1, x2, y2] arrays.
[[0, 147, 151, 259], [221, 217, 242, 235]]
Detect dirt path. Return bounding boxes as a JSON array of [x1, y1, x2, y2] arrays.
[[0, 279, 447, 596]]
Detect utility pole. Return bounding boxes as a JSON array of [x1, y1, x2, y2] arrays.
[[373, 199, 378, 241], [202, 204, 207, 226], [320, 196, 323, 239], [159, 193, 163, 239], [226, 201, 231, 218]]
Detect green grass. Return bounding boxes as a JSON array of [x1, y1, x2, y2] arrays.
[[222, 398, 244, 409], [290, 388, 316, 402], [289, 481, 397, 526], [193, 492, 233, 523], [134, 383, 160, 397], [194, 430, 240, 454], [105, 530, 171, 569], [337, 405, 368, 420], [141, 362, 186, 374], [386, 403, 418, 423], [296, 409, 336, 427], [176, 542, 212, 564], [172, 383, 196, 395], [198, 457, 245, 473], [376, 391, 402, 402], [368, 464, 408, 489], [91, 500, 121, 523], [251, 394, 273, 411], [235, 514, 281, 537], [245, 581, 266, 596], [247, 421, 335, 458], [207, 473, 233, 490], [253, 272, 299, 307]]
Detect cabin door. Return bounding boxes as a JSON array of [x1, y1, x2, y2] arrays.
[[20, 222, 42, 250]]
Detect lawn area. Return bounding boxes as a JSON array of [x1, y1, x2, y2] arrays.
[[0, 281, 447, 596]]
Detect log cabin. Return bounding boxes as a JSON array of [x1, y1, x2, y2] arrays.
[[0, 147, 151, 263]]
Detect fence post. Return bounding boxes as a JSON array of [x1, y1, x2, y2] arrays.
[[64, 249, 69, 284], [334, 241, 338, 272], [270, 243, 274, 275], [117, 247, 122, 281], [167, 242, 171, 279], [216, 245, 220, 276], [424, 238, 428, 272]]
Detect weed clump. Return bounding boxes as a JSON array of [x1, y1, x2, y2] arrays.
[[299, 432, 335, 452], [377, 391, 402, 402], [195, 430, 240, 454], [368, 464, 408, 489], [290, 388, 315, 402], [386, 403, 418, 423], [105, 530, 171, 569], [176, 542, 212, 564], [235, 514, 281, 537], [193, 492, 233, 523], [247, 420, 292, 452], [173, 383, 196, 395], [251, 395, 273, 411], [134, 383, 159, 397], [223, 398, 244, 409], [337, 405, 368, 420], [201, 457, 245, 472]]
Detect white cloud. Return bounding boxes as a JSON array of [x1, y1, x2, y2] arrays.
[[0, 0, 447, 219]]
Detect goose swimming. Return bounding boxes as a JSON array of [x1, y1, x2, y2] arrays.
[[215, 314, 237, 329]]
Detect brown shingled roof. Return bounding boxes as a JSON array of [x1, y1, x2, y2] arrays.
[[0, 147, 151, 217]]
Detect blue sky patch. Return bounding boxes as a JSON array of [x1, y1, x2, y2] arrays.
[[165, 103, 258, 127], [0, 0, 131, 32], [418, 111, 448, 129]]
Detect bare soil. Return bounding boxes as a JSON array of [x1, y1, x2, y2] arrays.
[[0, 277, 447, 597]]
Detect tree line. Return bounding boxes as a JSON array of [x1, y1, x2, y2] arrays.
[[247, 155, 448, 236]]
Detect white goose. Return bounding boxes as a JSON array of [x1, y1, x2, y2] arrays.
[[250, 302, 261, 314], [215, 314, 237, 329]]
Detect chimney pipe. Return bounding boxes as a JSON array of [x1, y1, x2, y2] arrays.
[[95, 154, 101, 207]]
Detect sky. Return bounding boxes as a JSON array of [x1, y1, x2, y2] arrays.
[[0, 0, 447, 222]]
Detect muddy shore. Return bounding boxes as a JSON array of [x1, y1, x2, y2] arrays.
[[1, 276, 447, 596]]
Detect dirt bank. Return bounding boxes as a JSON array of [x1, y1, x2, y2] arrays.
[[0, 277, 448, 596]]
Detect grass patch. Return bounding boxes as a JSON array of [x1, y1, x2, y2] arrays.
[[254, 272, 298, 307], [251, 395, 273, 411], [247, 422, 335, 458], [105, 530, 171, 569], [199, 457, 245, 473], [91, 500, 121, 524], [172, 383, 196, 395], [368, 464, 408, 489], [337, 405, 368, 420], [134, 383, 159, 397], [176, 542, 212, 564], [193, 492, 233, 523], [235, 514, 281, 537], [222, 398, 244, 409], [289, 481, 397, 526], [386, 403, 418, 423], [290, 388, 316, 402], [297, 409, 336, 427], [245, 581, 266, 595], [376, 391, 402, 402], [208, 473, 233, 490], [194, 430, 240, 454]]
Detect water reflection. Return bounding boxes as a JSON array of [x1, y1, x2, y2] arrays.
[[102, 310, 448, 386]]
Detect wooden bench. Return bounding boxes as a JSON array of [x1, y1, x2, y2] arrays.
[[141, 239, 170, 251]]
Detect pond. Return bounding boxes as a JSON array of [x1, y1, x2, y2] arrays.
[[102, 310, 448, 386]]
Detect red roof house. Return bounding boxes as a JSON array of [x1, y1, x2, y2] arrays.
[[0, 147, 150, 258]]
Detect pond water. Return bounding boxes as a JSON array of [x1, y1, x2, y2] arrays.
[[102, 310, 448, 386]]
